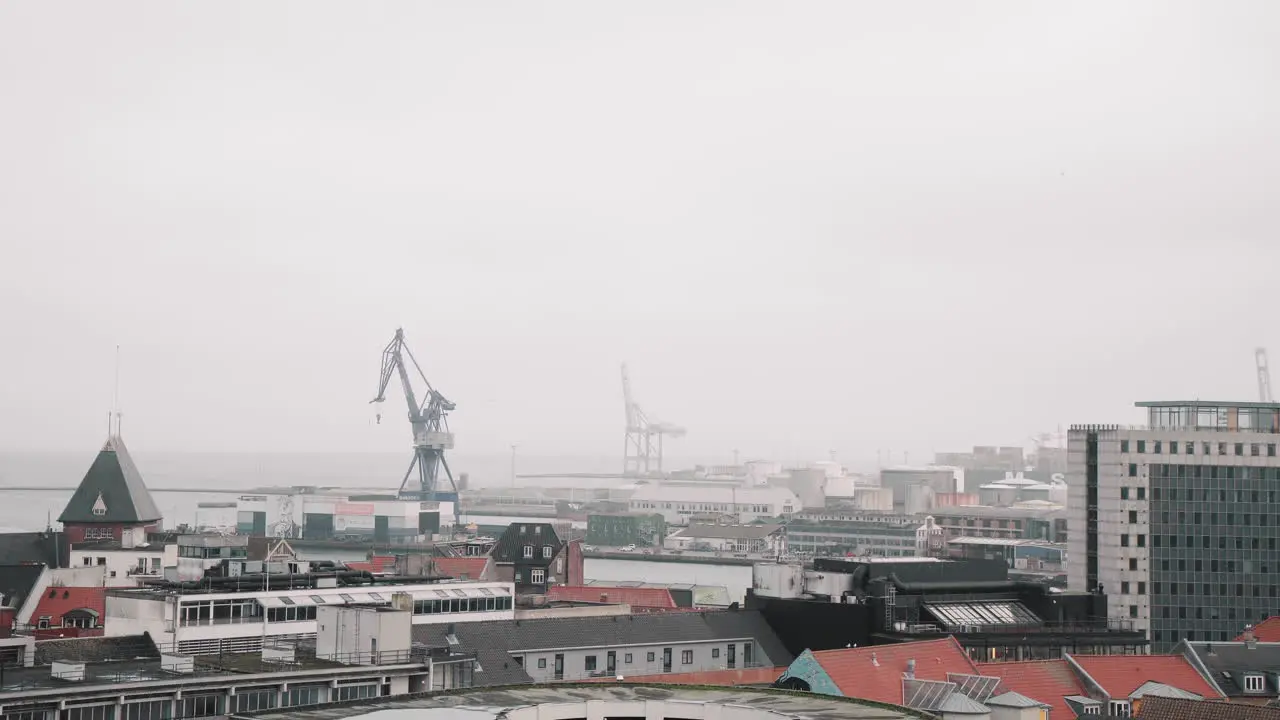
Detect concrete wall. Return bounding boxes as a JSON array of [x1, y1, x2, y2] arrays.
[[515, 639, 776, 683]]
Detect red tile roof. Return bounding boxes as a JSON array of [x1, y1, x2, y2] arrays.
[[976, 659, 1087, 719], [32, 587, 105, 625], [546, 586, 677, 610], [345, 555, 395, 574], [583, 667, 786, 686], [1070, 654, 1223, 700], [1242, 617, 1280, 642], [432, 557, 489, 580], [811, 637, 979, 705]]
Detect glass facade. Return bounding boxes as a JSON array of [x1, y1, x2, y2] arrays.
[[1149, 463, 1280, 648]]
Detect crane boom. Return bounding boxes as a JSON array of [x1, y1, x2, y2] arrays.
[[371, 328, 459, 506]]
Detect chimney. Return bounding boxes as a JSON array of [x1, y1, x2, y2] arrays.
[[1244, 625, 1258, 649], [905, 658, 916, 679], [871, 652, 879, 667]]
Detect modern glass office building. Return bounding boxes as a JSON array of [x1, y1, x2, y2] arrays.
[[1068, 400, 1280, 651]]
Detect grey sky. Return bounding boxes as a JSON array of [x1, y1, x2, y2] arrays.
[[1, 2, 1277, 464]]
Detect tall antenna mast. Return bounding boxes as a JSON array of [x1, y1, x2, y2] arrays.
[[1258, 348, 1274, 404], [111, 345, 122, 437]]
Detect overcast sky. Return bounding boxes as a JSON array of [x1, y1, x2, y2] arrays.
[[1, 2, 1277, 465]]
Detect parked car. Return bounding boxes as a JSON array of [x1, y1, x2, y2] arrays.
[[620, 544, 636, 552]]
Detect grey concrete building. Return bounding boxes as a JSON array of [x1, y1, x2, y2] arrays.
[[1068, 400, 1280, 651]]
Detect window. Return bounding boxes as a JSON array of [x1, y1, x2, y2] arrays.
[[647, 652, 656, 662], [1236, 443, 1245, 456], [1129, 605, 1138, 618], [522, 545, 533, 558], [1121, 440, 1130, 452], [1121, 581, 1130, 594], [1138, 582, 1146, 594], [543, 545, 553, 558], [1245, 675, 1265, 692], [1136, 440, 1146, 453], [585, 655, 597, 671], [682, 650, 693, 664], [1129, 558, 1138, 571], [1082, 705, 1102, 715], [531, 568, 545, 585], [1137, 487, 1146, 500], [1127, 463, 1137, 478], [624, 653, 633, 664], [1137, 534, 1145, 548], [1185, 442, 1194, 454], [1270, 444, 1277, 457], [1253, 443, 1261, 456], [1120, 535, 1130, 547], [538, 658, 547, 669], [1109, 701, 1131, 717], [1129, 510, 1138, 524], [1153, 441, 1162, 454], [712, 648, 721, 658]]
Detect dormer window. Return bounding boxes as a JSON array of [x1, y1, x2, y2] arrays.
[[1108, 701, 1131, 718], [522, 545, 533, 558], [1246, 674, 1266, 692]]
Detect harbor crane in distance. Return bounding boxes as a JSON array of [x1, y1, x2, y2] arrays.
[[371, 328, 460, 505], [621, 363, 686, 476], [1258, 347, 1274, 403]]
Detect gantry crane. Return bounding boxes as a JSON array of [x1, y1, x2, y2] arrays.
[[621, 363, 685, 476], [371, 329, 460, 504], [1258, 348, 1274, 403]]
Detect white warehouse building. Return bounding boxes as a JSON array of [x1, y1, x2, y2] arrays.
[[629, 484, 800, 525]]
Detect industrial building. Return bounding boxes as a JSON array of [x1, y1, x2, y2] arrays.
[[747, 557, 1146, 662], [628, 484, 800, 525], [1068, 399, 1280, 650]]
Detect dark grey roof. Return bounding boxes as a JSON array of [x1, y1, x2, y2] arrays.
[[1183, 641, 1280, 696], [490, 522, 563, 564], [412, 609, 794, 688], [59, 436, 162, 525], [0, 563, 46, 610], [0, 531, 67, 568]]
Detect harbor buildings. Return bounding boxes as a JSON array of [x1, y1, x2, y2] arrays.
[[628, 485, 800, 525], [1068, 399, 1280, 651]]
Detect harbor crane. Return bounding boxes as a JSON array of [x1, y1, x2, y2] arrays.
[[621, 363, 685, 476], [1259, 347, 1274, 403], [371, 328, 459, 503]]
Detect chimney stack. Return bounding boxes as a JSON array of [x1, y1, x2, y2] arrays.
[[871, 652, 879, 667], [1244, 625, 1258, 649], [906, 658, 916, 679]]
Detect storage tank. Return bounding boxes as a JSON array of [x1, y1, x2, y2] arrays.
[[752, 563, 803, 599]]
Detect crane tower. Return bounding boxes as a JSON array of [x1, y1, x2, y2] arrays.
[[371, 328, 459, 502], [1259, 347, 1274, 403], [621, 363, 685, 476]]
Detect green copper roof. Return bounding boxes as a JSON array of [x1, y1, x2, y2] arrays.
[[58, 436, 162, 525]]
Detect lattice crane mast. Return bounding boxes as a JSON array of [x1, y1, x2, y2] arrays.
[[1259, 347, 1274, 403], [621, 363, 685, 476], [371, 328, 460, 504]]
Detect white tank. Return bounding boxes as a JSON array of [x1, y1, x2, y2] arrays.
[[752, 563, 803, 599]]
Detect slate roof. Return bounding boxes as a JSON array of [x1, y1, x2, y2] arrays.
[[1138, 696, 1280, 720], [547, 585, 677, 610], [975, 659, 1087, 719], [807, 637, 979, 704], [59, 437, 162, 525], [1071, 654, 1223, 700], [0, 563, 46, 611], [490, 522, 564, 565], [1180, 641, 1280, 696], [0, 532, 66, 569], [411, 609, 793, 688]]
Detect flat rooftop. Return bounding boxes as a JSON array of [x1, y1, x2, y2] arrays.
[[1136, 400, 1280, 409], [230, 684, 927, 720]]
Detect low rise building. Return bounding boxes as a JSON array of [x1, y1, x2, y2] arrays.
[[489, 522, 583, 596], [104, 577, 516, 655], [411, 608, 792, 684], [586, 512, 666, 547], [784, 519, 921, 557], [629, 485, 799, 525], [665, 524, 785, 555]]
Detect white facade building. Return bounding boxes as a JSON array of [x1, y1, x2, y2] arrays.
[[105, 580, 515, 655], [1068, 400, 1280, 651], [629, 485, 799, 525], [69, 542, 175, 587]]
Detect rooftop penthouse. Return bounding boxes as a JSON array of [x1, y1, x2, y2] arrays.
[[1137, 400, 1280, 433]]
